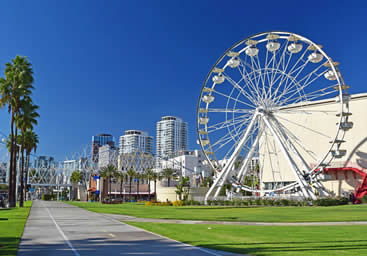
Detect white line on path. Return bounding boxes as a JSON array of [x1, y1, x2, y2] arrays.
[[43, 202, 80, 256]]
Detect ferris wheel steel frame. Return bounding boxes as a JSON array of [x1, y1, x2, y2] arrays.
[[196, 31, 352, 202]]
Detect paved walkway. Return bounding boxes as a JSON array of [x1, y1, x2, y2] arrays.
[[105, 213, 367, 226], [18, 201, 242, 256]]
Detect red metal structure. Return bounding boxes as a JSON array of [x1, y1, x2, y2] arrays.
[[323, 167, 367, 203]]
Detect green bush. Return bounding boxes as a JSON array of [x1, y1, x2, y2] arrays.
[[42, 194, 56, 201], [254, 198, 262, 206], [312, 197, 349, 206], [361, 195, 367, 204], [280, 199, 289, 206]]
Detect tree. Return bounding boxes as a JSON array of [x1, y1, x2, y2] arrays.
[[116, 172, 124, 201], [126, 168, 136, 201], [151, 171, 159, 200], [23, 130, 38, 201], [100, 164, 117, 200], [70, 170, 82, 200], [16, 101, 39, 207], [145, 169, 154, 201], [136, 172, 142, 201], [175, 176, 190, 201], [0, 56, 35, 207], [162, 168, 175, 187]]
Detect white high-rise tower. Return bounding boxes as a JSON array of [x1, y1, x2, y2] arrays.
[[156, 116, 188, 159]]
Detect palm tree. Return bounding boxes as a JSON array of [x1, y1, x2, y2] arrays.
[[23, 130, 38, 201], [145, 169, 154, 201], [16, 101, 39, 207], [0, 56, 35, 207], [126, 168, 136, 202], [151, 172, 159, 200], [116, 172, 124, 201], [162, 168, 175, 187], [136, 172, 143, 201], [70, 170, 82, 200], [100, 164, 117, 200]]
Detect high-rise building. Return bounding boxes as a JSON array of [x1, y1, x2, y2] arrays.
[[34, 156, 56, 169], [98, 144, 118, 168], [156, 116, 188, 159], [91, 134, 114, 163], [119, 130, 153, 154]]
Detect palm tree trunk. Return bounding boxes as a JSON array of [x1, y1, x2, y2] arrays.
[[148, 179, 151, 201], [24, 154, 30, 201], [129, 178, 132, 202], [8, 111, 15, 207], [137, 178, 139, 201], [168, 177, 170, 187], [154, 180, 157, 200], [109, 177, 111, 200], [120, 181, 122, 201], [19, 138, 25, 207], [12, 126, 18, 206]]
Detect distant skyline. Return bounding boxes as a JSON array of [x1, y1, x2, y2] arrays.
[[0, 1, 366, 160]]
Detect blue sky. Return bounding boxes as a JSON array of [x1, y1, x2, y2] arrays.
[[0, 0, 366, 160]]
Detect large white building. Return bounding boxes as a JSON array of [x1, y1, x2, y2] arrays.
[[119, 130, 153, 154], [98, 144, 118, 168], [260, 93, 367, 197], [156, 116, 188, 159]]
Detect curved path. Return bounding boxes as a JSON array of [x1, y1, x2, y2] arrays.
[[17, 201, 243, 256], [104, 213, 367, 226]]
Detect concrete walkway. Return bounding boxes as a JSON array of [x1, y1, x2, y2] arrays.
[[105, 213, 367, 226], [17, 201, 242, 256]]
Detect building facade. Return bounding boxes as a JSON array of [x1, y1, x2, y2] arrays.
[[119, 130, 153, 154], [34, 156, 56, 169], [156, 116, 188, 159], [91, 134, 115, 163], [260, 93, 367, 197], [98, 144, 118, 168]]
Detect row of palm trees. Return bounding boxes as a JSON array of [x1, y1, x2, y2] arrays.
[[0, 56, 40, 208], [99, 165, 176, 201]]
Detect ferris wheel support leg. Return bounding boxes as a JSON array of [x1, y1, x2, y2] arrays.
[[204, 114, 259, 203], [262, 114, 316, 200], [269, 116, 317, 200], [213, 114, 259, 198], [235, 131, 262, 193]]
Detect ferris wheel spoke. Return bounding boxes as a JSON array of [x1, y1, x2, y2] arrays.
[[212, 88, 257, 109], [280, 84, 338, 106], [273, 114, 330, 138], [238, 64, 264, 104], [207, 108, 254, 114], [275, 120, 319, 162], [276, 69, 329, 106], [222, 73, 259, 106], [207, 114, 252, 134]]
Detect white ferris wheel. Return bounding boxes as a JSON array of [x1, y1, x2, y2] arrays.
[[197, 31, 352, 201]]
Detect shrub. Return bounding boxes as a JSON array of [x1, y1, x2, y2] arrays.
[[361, 195, 367, 204], [42, 194, 56, 201], [172, 200, 184, 206], [241, 200, 249, 206], [206, 200, 212, 206], [312, 197, 349, 206], [274, 200, 281, 206], [280, 199, 289, 206], [225, 200, 231, 206], [254, 198, 262, 206]]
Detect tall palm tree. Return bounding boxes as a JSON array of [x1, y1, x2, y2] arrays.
[[126, 168, 136, 202], [162, 168, 175, 187], [136, 172, 142, 201], [23, 130, 38, 201], [151, 171, 159, 200], [16, 101, 39, 207], [116, 172, 124, 201], [145, 169, 154, 201], [70, 170, 82, 200], [0, 56, 35, 207], [100, 164, 117, 200]]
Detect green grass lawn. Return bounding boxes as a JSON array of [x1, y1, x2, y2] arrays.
[[0, 201, 32, 256], [128, 221, 367, 256], [67, 201, 367, 222]]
